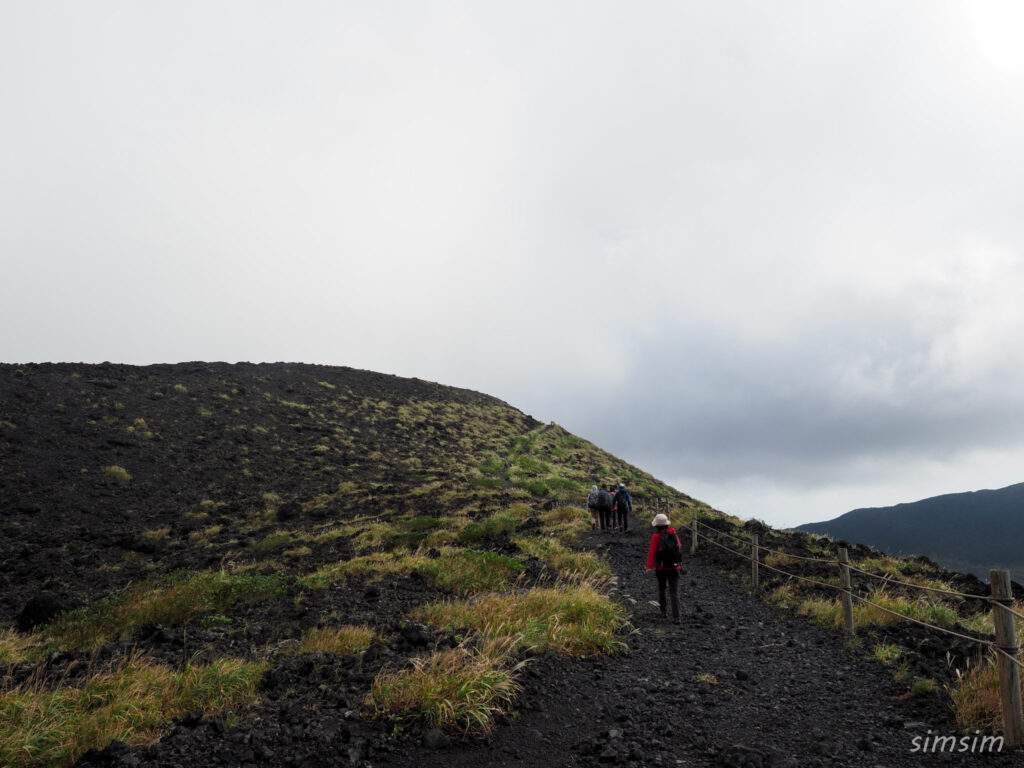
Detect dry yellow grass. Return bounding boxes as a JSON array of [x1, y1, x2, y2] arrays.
[[0, 654, 264, 768]]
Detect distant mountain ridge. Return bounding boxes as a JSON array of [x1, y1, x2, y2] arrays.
[[796, 482, 1024, 582]]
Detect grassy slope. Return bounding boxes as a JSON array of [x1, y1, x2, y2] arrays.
[[0, 362, 707, 765]]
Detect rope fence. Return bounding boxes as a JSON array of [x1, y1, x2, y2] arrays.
[[845, 563, 991, 602], [698, 521, 836, 564], [699, 532, 846, 593], [689, 515, 1024, 746]]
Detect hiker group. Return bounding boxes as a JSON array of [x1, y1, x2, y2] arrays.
[[587, 482, 632, 532]]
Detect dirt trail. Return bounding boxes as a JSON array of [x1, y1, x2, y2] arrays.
[[382, 515, 1019, 768]]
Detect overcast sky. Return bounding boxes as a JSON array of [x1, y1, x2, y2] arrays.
[[3, 1, 1024, 528]]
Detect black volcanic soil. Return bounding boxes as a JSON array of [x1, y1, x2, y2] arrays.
[[72, 522, 1019, 768], [0, 361, 541, 627], [2, 363, 1019, 767]]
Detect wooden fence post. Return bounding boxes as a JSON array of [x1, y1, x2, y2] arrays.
[[751, 533, 760, 590], [990, 569, 1024, 747], [690, 513, 698, 555], [838, 548, 855, 634]]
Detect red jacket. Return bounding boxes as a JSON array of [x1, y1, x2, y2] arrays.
[[646, 527, 683, 571]]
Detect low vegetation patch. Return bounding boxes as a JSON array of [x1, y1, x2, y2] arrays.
[[515, 536, 611, 583], [763, 551, 799, 569], [949, 655, 1024, 733], [0, 629, 32, 665], [34, 569, 289, 654], [417, 549, 524, 595], [0, 654, 264, 768], [871, 643, 904, 665], [456, 513, 516, 545], [292, 625, 382, 656], [363, 637, 525, 734], [414, 582, 630, 657], [298, 555, 424, 589], [798, 590, 960, 630], [102, 465, 131, 483]]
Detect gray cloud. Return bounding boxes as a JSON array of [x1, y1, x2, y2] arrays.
[[3, 1, 1024, 527]]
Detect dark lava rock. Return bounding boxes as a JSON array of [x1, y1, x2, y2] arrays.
[[277, 501, 302, 522], [719, 744, 774, 768], [423, 728, 451, 750], [17, 591, 68, 631]]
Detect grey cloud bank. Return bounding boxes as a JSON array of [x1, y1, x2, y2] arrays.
[[3, 1, 1024, 528]]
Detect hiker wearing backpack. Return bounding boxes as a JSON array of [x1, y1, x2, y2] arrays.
[[613, 482, 632, 532], [645, 513, 683, 623], [597, 485, 615, 531], [587, 485, 601, 530]]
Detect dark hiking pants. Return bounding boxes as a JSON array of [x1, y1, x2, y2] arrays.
[[656, 569, 680, 620], [615, 507, 629, 530], [599, 506, 613, 530]]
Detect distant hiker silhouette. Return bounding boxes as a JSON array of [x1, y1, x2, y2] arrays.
[[645, 513, 683, 623]]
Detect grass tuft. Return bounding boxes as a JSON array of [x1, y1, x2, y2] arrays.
[[0, 629, 33, 665], [514, 536, 611, 583], [871, 643, 903, 665], [291, 625, 382, 656], [103, 465, 131, 483], [363, 636, 525, 734], [950, 654, 1024, 733], [414, 582, 630, 657]]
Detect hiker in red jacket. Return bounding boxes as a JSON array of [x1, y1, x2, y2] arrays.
[[645, 513, 683, 624]]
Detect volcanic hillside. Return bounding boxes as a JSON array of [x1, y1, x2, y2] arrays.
[[0, 362, 693, 628], [1, 362, 1022, 768], [0, 362, 700, 767]]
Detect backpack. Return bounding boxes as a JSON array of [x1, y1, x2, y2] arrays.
[[614, 489, 631, 512], [655, 530, 682, 568], [597, 489, 613, 510]]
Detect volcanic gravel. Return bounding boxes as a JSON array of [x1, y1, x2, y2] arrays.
[[3, 363, 1018, 767], [75, 518, 1020, 768]]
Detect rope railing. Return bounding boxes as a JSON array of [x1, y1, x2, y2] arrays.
[[992, 601, 1024, 625], [695, 517, 1013, 608], [698, 525, 997, 636], [687, 515, 1024, 744], [699, 534, 846, 593], [845, 591, 995, 649], [694, 518, 835, 564], [845, 563, 991, 602], [992, 644, 1024, 674]]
